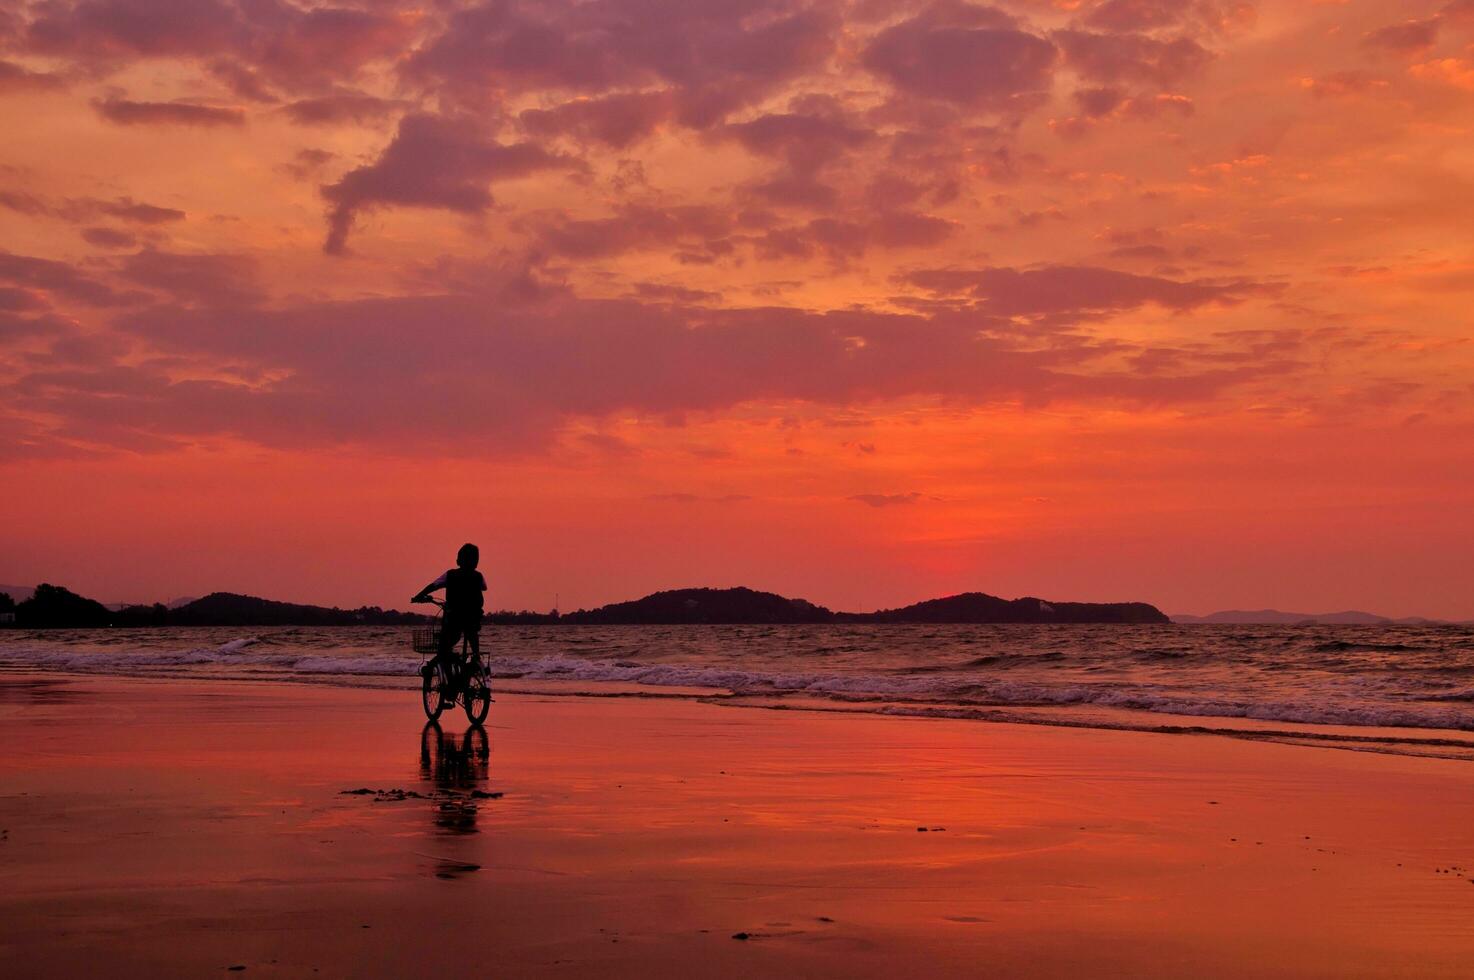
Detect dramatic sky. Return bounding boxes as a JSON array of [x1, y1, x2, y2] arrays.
[[2, 0, 1472, 616]]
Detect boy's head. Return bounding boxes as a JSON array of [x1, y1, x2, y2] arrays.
[[456, 542, 479, 570]]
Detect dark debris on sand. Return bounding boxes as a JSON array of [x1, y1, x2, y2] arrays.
[[340, 787, 503, 803], [340, 788, 426, 801], [435, 861, 482, 880]]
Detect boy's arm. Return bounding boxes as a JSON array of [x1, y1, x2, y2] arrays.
[[411, 572, 448, 603]]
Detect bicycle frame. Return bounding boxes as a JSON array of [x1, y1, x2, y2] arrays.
[[413, 596, 492, 724]]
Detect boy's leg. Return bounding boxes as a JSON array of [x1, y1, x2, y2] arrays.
[[466, 624, 489, 700], [436, 623, 464, 682]]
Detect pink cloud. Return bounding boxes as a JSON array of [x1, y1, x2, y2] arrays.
[[0, 59, 65, 91], [0, 273, 1301, 455], [1298, 70, 1390, 99], [1409, 58, 1474, 90]]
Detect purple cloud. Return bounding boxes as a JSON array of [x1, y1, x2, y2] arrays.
[[1445, 0, 1474, 26], [520, 91, 676, 148], [405, 0, 836, 127], [25, 0, 414, 91], [720, 107, 874, 172], [283, 93, 398, 126], [117, 249, 261, 306], [321, 113, 575, 254], [1363, 19, 1442, 55], [81, 227, 138, 249], [1054, 29, 1212, 87], [539, 205, 732, 260], [0, 251, 136, 306], [93, 97, 245, 126], [0, 193, 185, 225], [862, 3, 1056, 108], [905, 265, 1258, 317]]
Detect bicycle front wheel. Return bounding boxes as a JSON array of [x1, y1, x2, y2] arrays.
[[422, 668, 445, 721]]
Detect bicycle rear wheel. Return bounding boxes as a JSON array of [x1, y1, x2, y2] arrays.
[[421, 667, 444, 720], [464, 669, 490, 726]]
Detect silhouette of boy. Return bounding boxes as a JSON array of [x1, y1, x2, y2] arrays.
[[413, 543, 487, 681]]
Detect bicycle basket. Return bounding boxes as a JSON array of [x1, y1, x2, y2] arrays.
[[411, 624, 441, 655]]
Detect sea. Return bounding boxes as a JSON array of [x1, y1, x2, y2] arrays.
[[3, 623, 1473, 759]]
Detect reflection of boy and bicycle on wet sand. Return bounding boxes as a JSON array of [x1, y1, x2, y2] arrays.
[[404, 543, 497, 853], [411, 543, 493, 725], [419, 721, 493, 841]]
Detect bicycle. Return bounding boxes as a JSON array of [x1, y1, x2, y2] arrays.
[[411, 597, 492, 726]]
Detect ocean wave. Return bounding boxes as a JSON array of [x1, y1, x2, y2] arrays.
[[1423, 689, 1474, 703], [1310, 640, 1432, 654], [4, 624, 1474, 735], [483, 654, 1474, 731]]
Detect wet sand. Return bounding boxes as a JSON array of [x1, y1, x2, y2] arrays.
[[2, 671, 1472, 978]]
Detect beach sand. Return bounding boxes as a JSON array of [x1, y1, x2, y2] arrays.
[[2, 672, 1472, 978]]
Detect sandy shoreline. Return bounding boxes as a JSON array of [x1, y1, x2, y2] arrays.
[[2, 672, 1472, 977]]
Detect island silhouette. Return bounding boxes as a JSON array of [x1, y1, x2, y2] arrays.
[[3, 583, 1169, 629]]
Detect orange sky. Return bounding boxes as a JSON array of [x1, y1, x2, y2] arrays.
[[2, 0, 1472, 617]]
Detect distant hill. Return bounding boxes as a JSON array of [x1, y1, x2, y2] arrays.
[[148, 592, 428, 627], [14, 584, 113, 628], [2, 583, 136, 611], [562, 587, 834, 625], [0, 582, 1211, 629], [1169, 610, 1464, 625], [559, 587, 1170, 625], [2, 587, 429, 628], [866, 592, 1171, 625]]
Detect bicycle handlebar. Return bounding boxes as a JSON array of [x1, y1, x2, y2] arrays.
[[412, 595, 445, 607]]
